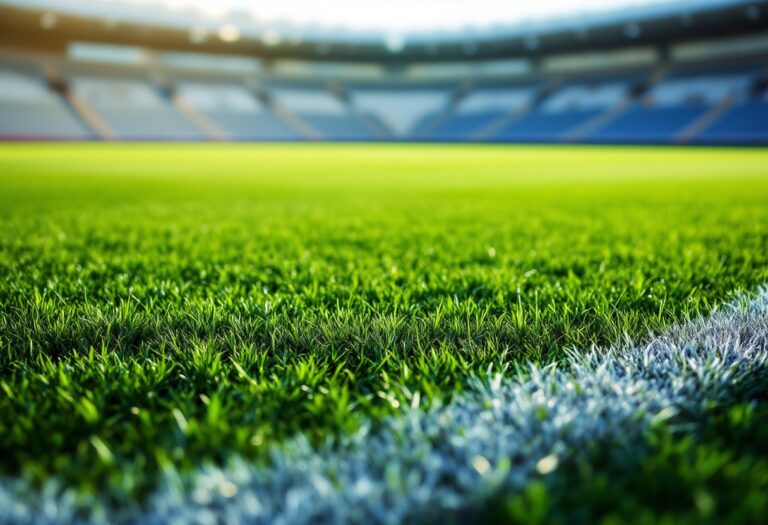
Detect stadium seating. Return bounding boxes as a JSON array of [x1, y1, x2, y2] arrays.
[[493, 80, 630, 142], [651, 70, 752, 105], [428, 85, 535, 140], [1, 53, 766, 145], [268, 85, 375, 140], [697, 99, 768, 144], [589, 104, 709, 143], [69, 76, 204, 140], [176, 83, 300, 140], [0, 67, 89, 139], [493, 110, 601, 142], [348, 88, 452, 138], [589, 68, 755, 143]]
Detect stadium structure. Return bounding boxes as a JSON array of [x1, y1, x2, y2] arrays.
[[1, 0, 768, 144]]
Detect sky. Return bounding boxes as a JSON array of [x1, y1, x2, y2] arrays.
[[115, 0, 679, 32]]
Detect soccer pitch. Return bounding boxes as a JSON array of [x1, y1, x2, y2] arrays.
[[1, 144, 768, 523]]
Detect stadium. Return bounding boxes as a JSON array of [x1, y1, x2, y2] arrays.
[[1, 0, 768, 143], [0, 0, 767, 523]]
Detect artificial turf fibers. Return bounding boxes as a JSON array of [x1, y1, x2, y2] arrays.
[[0, 144, 767, 522]]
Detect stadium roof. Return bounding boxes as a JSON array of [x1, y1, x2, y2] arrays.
[[0, 0, 765, 61], [60, 0, 700, 33], [0, 0, 760, 41]]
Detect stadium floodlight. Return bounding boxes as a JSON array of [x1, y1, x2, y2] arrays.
[[262, 30, 282, 47], [39, 11, 58, 29], [218, 24, 241, 42]]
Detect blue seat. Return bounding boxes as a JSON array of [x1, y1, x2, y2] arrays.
[[428, 111, 507, 140], [204, 111, 302, 141], [299, 113, 375, 141], [696, 101, 768, 144], [589, 105, 708, 143], [494, 110, 600, 142]]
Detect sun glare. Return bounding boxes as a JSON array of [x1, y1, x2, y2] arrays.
[[111, 0, 675, 32]]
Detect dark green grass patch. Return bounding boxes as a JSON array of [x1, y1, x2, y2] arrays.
[[490, 400, 768, 525], [1, 144, 767, 503]]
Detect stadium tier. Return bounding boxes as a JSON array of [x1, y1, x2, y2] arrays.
[[427, 84, 535, 140], [68, 76, 206, 141], [0, 61, 90, 139], [175, 82, 300, 141], [2, 54, 767, 144], [0, 0, 767, 144]]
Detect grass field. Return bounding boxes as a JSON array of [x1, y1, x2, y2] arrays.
[[1, 144, 768, 523]]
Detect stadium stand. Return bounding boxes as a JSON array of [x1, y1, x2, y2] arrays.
[[268, 85, 375, 140], [0, 62, 89, 140], [494, 77, 634, 142], [348, 88, 453, 138], [590, 67, 755, 143], [0, 0, 766, 144], [698, 96, 768, 143], [175, 82, 300, 141], [66, 76, 204, 140], [695, 68, 768, 143], [427, 84, 536, 140]]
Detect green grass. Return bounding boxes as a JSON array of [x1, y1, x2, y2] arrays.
[[1, 144, 767, 512], [489, 402, 768, 525]]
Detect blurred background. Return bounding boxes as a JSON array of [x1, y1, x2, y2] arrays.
[[0, 0, 767, 144]]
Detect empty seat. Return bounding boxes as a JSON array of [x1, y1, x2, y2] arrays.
[[492, 80, 629, 142], [589, 69, 754, 143], [697, 99, 768, 144], [270, 86, 373, 140], [542, 83, 627, 113], [651, 74, 750, 106], [495, 110, 602, 142], [590, 104, 708, 143], [429, 86, 534, 139], [0, 69, 89, 139], [177, 83, 300, 140], [70, 77, 204, 140], [349, 89, 451, 138]]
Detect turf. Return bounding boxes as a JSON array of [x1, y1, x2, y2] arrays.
[[1, 144, 767, 517]]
